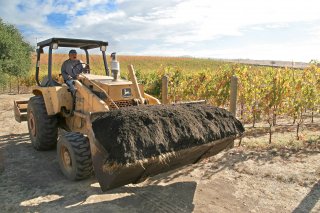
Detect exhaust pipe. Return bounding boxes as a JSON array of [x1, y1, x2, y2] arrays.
[[111, 52, 120, 81]]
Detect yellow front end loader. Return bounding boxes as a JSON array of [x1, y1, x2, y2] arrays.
[[14, 38, 244, 191]]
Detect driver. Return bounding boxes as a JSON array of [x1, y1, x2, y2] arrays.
[[61, 49, 89, 95]]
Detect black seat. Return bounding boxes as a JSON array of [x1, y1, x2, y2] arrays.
[[40, 76, 62, 87]]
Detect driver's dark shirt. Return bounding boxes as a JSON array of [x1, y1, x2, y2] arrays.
[[61, 59, 85, 81]]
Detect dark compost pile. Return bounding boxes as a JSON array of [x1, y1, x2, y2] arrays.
[[92, 104, 244, 164]]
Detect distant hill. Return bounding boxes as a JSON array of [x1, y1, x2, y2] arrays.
[[219, 59, 309, 69]]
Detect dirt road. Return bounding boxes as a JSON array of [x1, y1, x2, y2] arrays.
[[0, 94, 319, 212]]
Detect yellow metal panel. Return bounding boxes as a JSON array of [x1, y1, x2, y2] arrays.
[[73, 80, 109, 113], [32, 85, 73, 115], [108, 84, 144, 101]]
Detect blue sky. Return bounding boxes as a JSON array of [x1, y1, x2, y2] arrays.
[[1, 0, 320, 62]]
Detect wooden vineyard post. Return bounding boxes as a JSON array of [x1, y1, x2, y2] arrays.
[[162, 75, 169, 104], [230, 75, 238, 116], [230, 75, 239, 148], [9, 76, 12, 94], [17, 77, 20, 94]]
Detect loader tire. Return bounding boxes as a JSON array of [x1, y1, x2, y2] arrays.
[[27, 96, 58, 150], [57, 132, 93, 180]]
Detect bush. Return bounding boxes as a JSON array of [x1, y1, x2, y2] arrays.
[[0, 18, 33, 78]]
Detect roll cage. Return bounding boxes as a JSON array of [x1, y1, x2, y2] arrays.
[[36, 37, 110, 86]]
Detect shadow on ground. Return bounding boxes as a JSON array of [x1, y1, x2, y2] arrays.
[[1, 133, 319, 212], [293, 180, 320, 213], [0, 133, 196, 212]]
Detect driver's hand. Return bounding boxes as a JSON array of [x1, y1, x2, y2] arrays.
[[67, 75, 73, 80]]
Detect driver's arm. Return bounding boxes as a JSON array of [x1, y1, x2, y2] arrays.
[[61, 61, 72, 81]]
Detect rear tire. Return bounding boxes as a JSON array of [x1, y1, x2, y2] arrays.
[[57, 132, 93, 180], [27, 96, 58, 150]]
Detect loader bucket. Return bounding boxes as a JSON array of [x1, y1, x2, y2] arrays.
[[88, 103, 244, 191]]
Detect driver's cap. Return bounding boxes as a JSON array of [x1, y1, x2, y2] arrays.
[[69, 49, 77, 54]]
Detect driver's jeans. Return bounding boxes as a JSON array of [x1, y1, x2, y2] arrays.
[[66, 79, 76, 96]]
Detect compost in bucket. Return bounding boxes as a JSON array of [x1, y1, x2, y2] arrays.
[[92, 103, 244, 164]]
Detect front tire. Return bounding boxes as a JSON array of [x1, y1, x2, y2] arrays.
[[57, 132, 93, 180], [27, 96, 58, 150]]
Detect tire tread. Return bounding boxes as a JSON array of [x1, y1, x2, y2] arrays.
[[60, 132, 93, 180], [27, 96, 58, 150]]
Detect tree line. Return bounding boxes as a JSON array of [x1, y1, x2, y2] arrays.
[[0, 18, 32, 87]]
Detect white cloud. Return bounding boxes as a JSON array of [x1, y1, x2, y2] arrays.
[[309, 26, 320, 38], [116, 0, 320, 44], [1, 0, 320, 61], [137, 40, 320, 62]]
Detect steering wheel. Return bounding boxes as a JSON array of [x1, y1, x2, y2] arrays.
[[71, 62, 90, 76]]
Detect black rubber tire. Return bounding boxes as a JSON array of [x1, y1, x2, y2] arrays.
[[57, 132, 93, 180], [27, 96, 58, 150]]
